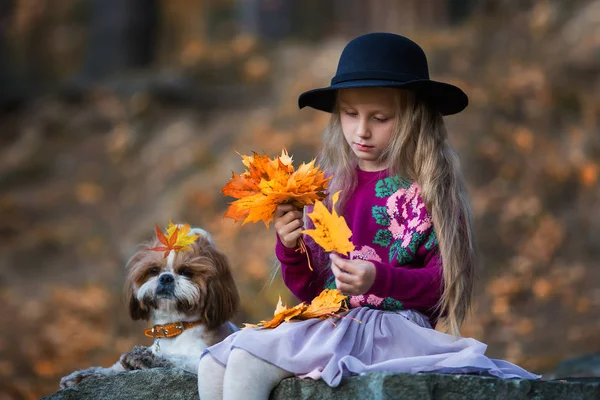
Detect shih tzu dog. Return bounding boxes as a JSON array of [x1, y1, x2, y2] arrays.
[[59, 227, 239, 388]]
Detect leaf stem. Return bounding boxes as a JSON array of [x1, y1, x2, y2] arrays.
[[296, 237, 313, 271]]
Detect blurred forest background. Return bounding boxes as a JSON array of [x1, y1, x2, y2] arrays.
[[0, 0, 599, 398]]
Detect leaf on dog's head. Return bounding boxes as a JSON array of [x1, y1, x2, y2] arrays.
[[150, 222, 198, 258], [302, 191, 355, 256], [166, 221, 198, 251]]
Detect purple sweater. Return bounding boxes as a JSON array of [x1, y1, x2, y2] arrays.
[[276, 168, 443, 324]]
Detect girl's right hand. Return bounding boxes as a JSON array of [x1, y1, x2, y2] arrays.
[[274, 204, 304, 248]]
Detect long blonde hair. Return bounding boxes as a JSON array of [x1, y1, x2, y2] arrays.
[[317, 89, 475, 335]]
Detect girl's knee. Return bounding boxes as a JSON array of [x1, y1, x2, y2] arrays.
[[228, 348, 282, 376], [228, 348, 253, 364], [223, 349, 292, 399], [226, 348, 257, 374], [198, 354, 225, 399], [198, 353, 220, 375], [197, 355, 210, 374], [227, 348, 293, 381]]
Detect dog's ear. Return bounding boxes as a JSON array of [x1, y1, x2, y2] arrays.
[[127, 288, 151, 321], [124, 248, 151, 321], [203, 248, 239, 329], [190, 228, 215, 248]]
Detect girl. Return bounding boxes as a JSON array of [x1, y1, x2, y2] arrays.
[[198, 32, 539, 400]]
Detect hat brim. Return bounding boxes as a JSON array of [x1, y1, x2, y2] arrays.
[[298, 79, 468, 116]]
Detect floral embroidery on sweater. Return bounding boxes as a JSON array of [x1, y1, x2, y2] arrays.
[[373, 178, 434, 264], [375, 176, 411, 198], [346, 246, 399, 309], [349, 294, 403, 311], [351, 245, 381, 262], [322, 175, 436, 313], [324, 275, 404, 311]]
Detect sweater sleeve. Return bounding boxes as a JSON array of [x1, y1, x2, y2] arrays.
[[368, 245, 443, 313], [276, 236, 330, 302]]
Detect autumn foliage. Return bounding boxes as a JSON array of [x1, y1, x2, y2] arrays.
[[221, 150, 331, 228], [3, 2, 600, 399], [243, 289, 350, 329], [303, 191, 355, 256], [149, 222, 199, 258]]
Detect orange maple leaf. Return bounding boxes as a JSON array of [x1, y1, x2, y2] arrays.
[[302, 191, 355, 256], [222, 149, 331, 228], [149, 223, 199, 258], [260, 297, 308, 329], [243, 289, 349, 330]]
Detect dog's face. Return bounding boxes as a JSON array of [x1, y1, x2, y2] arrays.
[[125, 231, 239, 330]]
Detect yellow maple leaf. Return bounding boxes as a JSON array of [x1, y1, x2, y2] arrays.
[[149, 222, 199, 258], [221, 149, 330, 228], [299, 289, 348, 319], [302, 191, 355, 256], [165, 221, 199, 252]]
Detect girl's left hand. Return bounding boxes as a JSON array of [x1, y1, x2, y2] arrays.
[[329, 253, 376, 295]]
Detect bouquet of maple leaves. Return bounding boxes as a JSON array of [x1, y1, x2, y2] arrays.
[[221, 149, 354, 255], [222, 149, 333, 270], [222, 149, 331, 228], [222, 149, 358, 329]]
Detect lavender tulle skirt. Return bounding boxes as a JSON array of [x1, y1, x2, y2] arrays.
[[201, 307, 540, 387]]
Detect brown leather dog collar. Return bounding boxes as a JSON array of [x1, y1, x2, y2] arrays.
[[144, 320, 202, 339]]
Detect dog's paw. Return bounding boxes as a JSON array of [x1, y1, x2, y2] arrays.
[[59, 367, 106, 389], [119, 345, 175, 370]]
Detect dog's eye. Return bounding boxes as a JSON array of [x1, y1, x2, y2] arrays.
[[148, 266, 160, 276], [178, 267, 193, 278]]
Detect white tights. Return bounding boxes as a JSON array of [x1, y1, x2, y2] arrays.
[[197, 349, 293, 400]]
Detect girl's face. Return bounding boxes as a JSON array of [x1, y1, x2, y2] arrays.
[[338, 87, 397, 172]]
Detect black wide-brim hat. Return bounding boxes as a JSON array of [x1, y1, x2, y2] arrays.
[[298, 33, 468, 116]]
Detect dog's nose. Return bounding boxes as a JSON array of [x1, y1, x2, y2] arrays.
[[159, 274, 174, 284]]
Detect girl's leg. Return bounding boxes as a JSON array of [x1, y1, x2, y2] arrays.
[[197, 354, 226, 400], [223, 348, 293, 400]]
